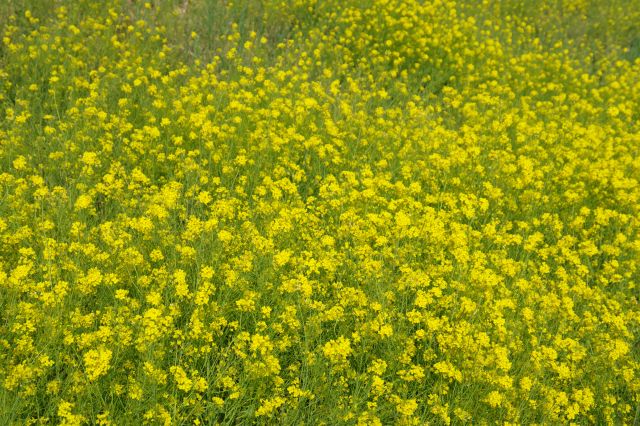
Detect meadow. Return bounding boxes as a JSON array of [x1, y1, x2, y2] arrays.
[[1, 0, 639, 424]]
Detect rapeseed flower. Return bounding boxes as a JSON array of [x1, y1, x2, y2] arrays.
[[1, 0, 639, 423]]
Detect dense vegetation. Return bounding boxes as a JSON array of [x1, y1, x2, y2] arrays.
[[1, 0, 639, 424]]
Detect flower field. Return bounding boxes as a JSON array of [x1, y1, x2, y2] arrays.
[[1, 0, 639, 424]]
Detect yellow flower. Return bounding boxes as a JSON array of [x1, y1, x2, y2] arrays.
[[58, 401, 86, 426], [74, 194, 92, 210], [12, 155, 27, 170], [395, 398, 418, 417], [255, 396, 286, 417], [322, 336, 352, 364], [169, 366, 193, 392], [83, 347, 113, 382], [486, 391, 504, 408]]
